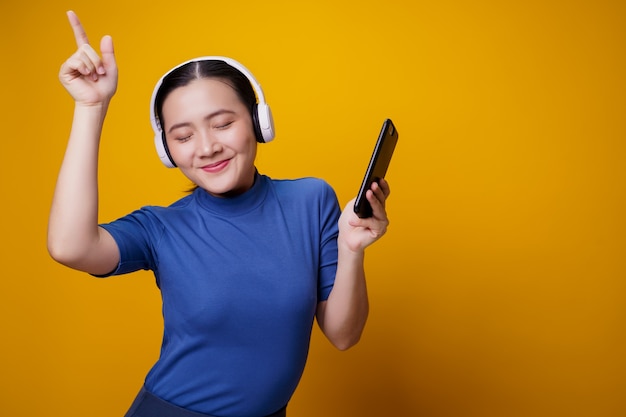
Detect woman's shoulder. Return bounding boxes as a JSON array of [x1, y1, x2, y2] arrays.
[[118, 193, 195, 221], [265, 175, 338, 208], [268, 176, 334, 193]]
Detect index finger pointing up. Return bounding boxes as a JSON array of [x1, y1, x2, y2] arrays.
[[66, 10, 90, 47]]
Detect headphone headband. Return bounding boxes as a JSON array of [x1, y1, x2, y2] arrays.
[[150, 56, 275, 168]]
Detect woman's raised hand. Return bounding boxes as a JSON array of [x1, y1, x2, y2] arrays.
[[338, 178, 391, 253], [59, 11, 118, 105]]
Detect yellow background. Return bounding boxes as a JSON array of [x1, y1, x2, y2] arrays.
[[1, 0, 624, 416]]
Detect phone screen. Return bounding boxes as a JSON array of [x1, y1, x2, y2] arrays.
[[353, 119, 399, 218]]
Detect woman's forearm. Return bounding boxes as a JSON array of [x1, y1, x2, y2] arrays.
[[318, 245, 369, 350], [47, 103, 116, 273]]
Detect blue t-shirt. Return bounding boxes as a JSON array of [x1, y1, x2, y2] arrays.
[[100, 174, 340, 416]]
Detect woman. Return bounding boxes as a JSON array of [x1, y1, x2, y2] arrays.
[[48, 11, 390, 417]]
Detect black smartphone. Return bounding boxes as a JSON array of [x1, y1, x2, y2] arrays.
[[353, 118, 399, 218]]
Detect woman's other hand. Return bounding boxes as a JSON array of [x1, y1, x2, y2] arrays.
[[59, 11, 118, 105], [338, 178, 391, 253]]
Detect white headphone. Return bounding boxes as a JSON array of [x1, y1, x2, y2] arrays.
[[149, 56, 275, 168]]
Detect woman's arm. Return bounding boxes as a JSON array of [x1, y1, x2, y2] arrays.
[[317, 179, 390, 350], [47, 11, 120, 275]]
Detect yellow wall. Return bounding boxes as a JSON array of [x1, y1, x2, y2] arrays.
[[1, 0, 624, 416]]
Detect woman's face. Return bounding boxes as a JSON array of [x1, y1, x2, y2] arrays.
[[161, 78, 257, 197]]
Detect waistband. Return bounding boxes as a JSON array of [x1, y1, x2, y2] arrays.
[[124, 385, 287, 417]]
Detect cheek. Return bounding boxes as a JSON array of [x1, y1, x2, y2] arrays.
[[165, 139, 190, 164], [226, 124, 257, 152], [242, 135, 259, 159]]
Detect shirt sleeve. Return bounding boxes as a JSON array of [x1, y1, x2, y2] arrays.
[[97, 208, 163, 277], [317, 181, 341, 301]]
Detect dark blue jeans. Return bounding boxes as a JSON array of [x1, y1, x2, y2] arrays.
[[124, 386, 287, 417]]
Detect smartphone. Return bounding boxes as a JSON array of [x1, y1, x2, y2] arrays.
[[354, 118, 399, 218]]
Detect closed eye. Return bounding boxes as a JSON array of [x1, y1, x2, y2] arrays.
[[175, 134, 193, 143], [216, 121, 234, 129]]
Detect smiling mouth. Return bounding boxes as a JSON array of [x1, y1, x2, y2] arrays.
[[201, 159, 231, 173]]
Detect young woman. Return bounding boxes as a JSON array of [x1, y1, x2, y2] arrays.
[[48, 11, 390, 417]]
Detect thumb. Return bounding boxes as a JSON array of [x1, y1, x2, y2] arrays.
[[99, 35, 116, 69]]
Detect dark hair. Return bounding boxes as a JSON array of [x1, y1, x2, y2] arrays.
[[154, 60, 258, 131]]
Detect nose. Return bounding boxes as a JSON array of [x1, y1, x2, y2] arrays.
[[196, 130, 222, 157]]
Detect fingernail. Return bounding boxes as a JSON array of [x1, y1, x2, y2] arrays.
[[97, 66, 106, 75]]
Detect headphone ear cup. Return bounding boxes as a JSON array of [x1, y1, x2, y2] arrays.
[[154, 131, 176, 168], [251, 104, 264, 143], [254, 103, 275, 143]]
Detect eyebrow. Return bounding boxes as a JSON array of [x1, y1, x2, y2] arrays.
[[167, 109, 237, 134]]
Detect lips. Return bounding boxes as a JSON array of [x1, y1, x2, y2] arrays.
[[201, 158, 230, 173]]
